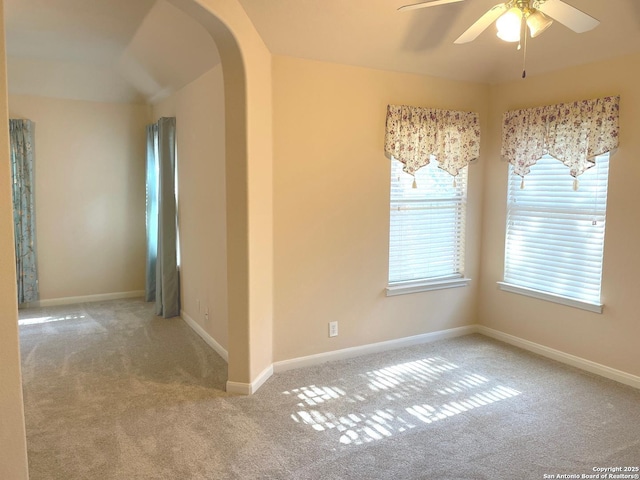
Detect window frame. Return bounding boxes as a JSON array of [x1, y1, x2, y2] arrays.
[[499, 153, 610, 313], [386, 157, 471, 296]]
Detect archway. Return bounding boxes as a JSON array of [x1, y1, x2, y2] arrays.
[[165, 0, 274, 393]]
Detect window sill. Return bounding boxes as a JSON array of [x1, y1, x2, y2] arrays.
[[497, 282, 603, 314], [386, 277, 471, 297]]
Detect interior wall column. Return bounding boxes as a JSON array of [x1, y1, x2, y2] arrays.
[[168, 0, 274, 391], [0, 0, 30, 476]]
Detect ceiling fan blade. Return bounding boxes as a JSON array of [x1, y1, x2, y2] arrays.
[[537, 0, 599, 33], [454, 3, 508, 44], [398, 0, 465, 12]]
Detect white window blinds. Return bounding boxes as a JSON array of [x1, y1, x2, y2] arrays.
[[503, 153, 609, 307], [389, 157, 467, 284]]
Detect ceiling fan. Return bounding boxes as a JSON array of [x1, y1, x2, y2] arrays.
[[398, 0, 600, 45]]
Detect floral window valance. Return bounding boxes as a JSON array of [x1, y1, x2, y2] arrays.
[[384, 104, 481, 177], [502, 95, 620, 178]]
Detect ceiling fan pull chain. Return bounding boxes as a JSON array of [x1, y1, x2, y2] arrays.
[[522, 12, 528, 78]]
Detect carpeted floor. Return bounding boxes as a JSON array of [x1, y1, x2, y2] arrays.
[[19, 298, 640, 479]]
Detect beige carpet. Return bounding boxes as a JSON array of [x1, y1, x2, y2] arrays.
[[19, 299, 640, 479]]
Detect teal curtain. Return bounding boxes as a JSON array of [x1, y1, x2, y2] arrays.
[[9, 119, 39, 304], [145, 124, 158, 302], [145, 117, 180, 318]]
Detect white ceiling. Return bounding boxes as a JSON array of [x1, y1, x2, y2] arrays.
[[3, 0, 640, 103], [4, 0, 155, 64], [3, 0, 219, 103], [237, 0, 640, 84]]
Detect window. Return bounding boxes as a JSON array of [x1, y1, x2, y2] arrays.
[[500, 153, 610, 312], [387, 157, 470, 296]]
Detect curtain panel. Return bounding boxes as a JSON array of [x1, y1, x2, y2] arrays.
[[384, 104, 481, 177], [9, 119, 39, 304], [502, 95, 620, 178], [145, 123, 158, 303], [145, 117, 180, 318]]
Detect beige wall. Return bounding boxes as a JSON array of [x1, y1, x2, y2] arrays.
[[0, 0, 29, 477], [479, 52, 640, 377], [9, 95, 149, 301], [153, 64, 228, 349], [272, 56, 490, 361]]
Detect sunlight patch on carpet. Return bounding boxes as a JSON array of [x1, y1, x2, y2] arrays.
[[283, 357, 522, 446], [19, 314, 86, 326]]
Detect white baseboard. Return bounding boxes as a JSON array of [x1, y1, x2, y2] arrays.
[[226, 364, 274, 395], [226, 326, 474, 394], [164, 312, 640, 393], [273, 325, 477, 373], [180, 310, 273, 395], [477, 326, 640, 390], [31, 290, 145, 308], [180, 310, 229, 362]]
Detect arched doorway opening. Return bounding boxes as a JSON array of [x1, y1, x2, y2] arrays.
[[165, 0, 274, 393]]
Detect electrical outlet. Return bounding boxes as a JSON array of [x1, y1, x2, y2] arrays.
[[329, 321, 338, 337]]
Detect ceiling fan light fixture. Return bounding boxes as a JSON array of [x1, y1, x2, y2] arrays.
[[496, 7, 522, 42], [526, 10, 553, 38]]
